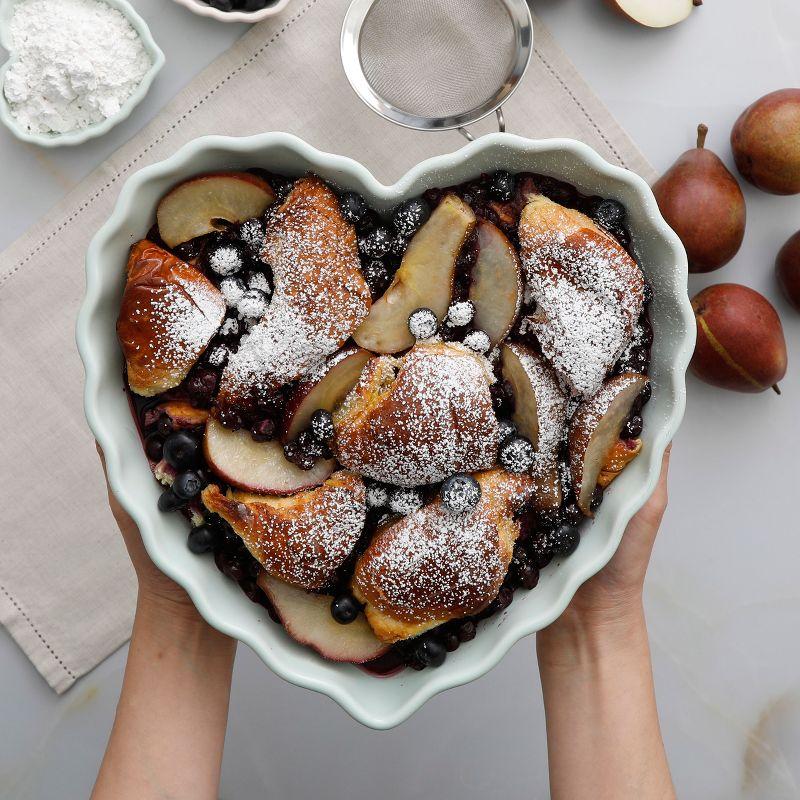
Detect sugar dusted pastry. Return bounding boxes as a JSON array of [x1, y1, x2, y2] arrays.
[[117, 240, 226, 396], [518, 194, 645, 397], [201, 471, 366, 591], [216, 176, 371, 412], [352, 469, 535, 643], [333, 342, 500, 487]]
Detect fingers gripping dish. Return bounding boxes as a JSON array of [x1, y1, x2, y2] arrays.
[[117, 167, 652, 673]]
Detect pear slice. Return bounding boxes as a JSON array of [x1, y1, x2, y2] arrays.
[[157, 172, 276, 248], [257, 574, 389, 663], [469, 220, 522, 345], [501, 342, 568, 511], [354, 194, 476, 353], [281, 347, 372, 441], [204, 417, 333, 495], [605, 0, 698, 28], [568, 373, 648, 516]]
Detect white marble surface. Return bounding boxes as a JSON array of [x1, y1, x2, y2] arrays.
[[2, 1, 800, 798]]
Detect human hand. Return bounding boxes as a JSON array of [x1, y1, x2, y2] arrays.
[[96, 444, 199, 616], [539, 445, 671, 658]]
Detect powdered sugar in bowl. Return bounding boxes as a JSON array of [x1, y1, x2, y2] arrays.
[[0, 0, 164, 147]]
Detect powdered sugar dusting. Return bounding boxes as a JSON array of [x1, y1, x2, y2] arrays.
[[519, 197, 644, 397], [217, 177, 370, 408], [334, 343, 499, 487], [353, 473, 522, 622], [204, 475, 366, 591]]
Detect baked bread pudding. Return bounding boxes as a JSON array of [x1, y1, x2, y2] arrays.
[[117, 168, 653, 672]]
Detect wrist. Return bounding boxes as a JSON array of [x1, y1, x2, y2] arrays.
[[135, 591, 235, 657], [537, 599, 647, 673]]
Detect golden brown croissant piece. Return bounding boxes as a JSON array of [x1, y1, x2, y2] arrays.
[[352, 469, 535, 643], [333, 342, 500, 488], [116, 240, 226, 397], [201, 471, 366, 592], [518, 195, 645, 397], [216, 176, 371, 413]]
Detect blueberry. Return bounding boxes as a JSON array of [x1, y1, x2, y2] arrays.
[[250, 417, 276, 442], [340, 192, 369, 228], [144, 434, 163, 462], [366, 482, 390, 508], [238, 217, 265, 256], [362, 260, 391, 297], [157, 416, 173, 438], [623, 414, 643, 438], [492, 586, 514, 612], [217, 408, 243, 431], [590, 486, 604, 512], [206, 240, 246, 276], [499, 436, 535, 473], [445, 300, 475, 328], [173, 471, 203, 501], [310, 409, 335, 442], [517, 562, 540, 590], [297, 430, 325, 458], [331, 594, 361, 624], [237, 288, 269, 319], [387, 235, 408, 258], [206, 344, 229, 369], [408, 307, 438, 340], [283, 441, 300, 464], [441, 473, 481, 513], [416, 636, 446, 668], [186, 369, 219, 406], [234, 0, 270, 12], [187, 525, 217, 554], [163, 432, 200, 470], [639, 381, 653, 405], [207, 0, 233, 10], [157, 488, 185, 512], [463, 330, 491, 355], [457, 620, 477, 642], [443, 631, 460, 652], [593, 199, 626, 231], [392, 197, 431, 237], [490, 171, 515, 202], [550, 523, 580, 557], [296, 453, 317, 471], [388, 488, 423, 515], [359, 227, 392, 259], [497, 419, 517, 446]]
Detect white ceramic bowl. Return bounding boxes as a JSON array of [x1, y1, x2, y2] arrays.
[[77, 132, 694, 729], [171, 0, 293, 24], [0, 0, 164, 147]]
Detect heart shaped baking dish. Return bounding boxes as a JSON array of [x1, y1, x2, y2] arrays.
[[77, 132, 694, 729]]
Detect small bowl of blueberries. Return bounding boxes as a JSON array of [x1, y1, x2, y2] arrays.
[[171, 0, 293, 23]]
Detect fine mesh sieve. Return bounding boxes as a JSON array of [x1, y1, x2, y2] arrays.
[[341, 0, 533, 139]]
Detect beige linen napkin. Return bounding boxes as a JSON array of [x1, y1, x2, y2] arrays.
[[0, 0, 655, 693]]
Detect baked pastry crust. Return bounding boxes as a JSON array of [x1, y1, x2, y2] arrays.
[[117, 240, 226, 397], [201, 470, 366, 591], [518, 195, 645, 397], [216, 176, 371, 413], [352, 469, 535, 643], [333, 342, 500, 487]]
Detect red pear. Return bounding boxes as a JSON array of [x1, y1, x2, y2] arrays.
[[653, 124, 745, 273], [776, 231, 800, 312], [691, 284, 788, 394], [731, 89, 800, 195]]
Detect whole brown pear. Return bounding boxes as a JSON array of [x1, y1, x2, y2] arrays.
[[731, 89, 800, 195], [776, 230, 800, 311], [653, 124, 745, 273], [691, 284, 787, 394]]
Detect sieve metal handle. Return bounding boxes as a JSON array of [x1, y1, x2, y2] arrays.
[[457, 107, 506, 142]]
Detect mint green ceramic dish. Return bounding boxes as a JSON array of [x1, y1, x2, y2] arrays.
[[77, 133, 694, 729], [0, 0, 164, 147]]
